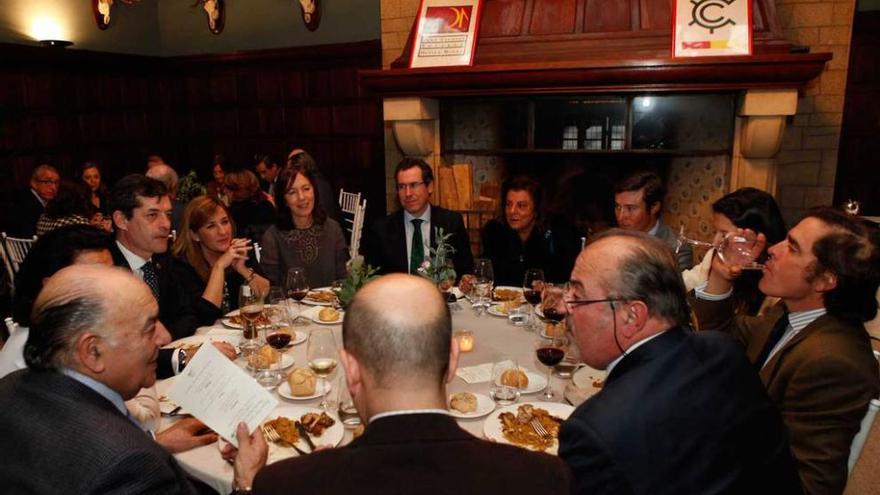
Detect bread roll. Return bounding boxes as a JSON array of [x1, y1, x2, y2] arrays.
[[319, 307, 340, 322], [248, 346, 278, 369], [288, 367, 317, 396], [501, 369, 529, 389], [449, 392, 478, 413]]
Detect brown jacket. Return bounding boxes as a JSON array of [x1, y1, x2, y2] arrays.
[[692, 296, 880, 495]]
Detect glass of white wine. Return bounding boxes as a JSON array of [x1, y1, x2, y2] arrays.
[[238, 285, 264, 357], [307, 327, 338, 413]]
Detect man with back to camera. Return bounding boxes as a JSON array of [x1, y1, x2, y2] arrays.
[[613, 170, 693, 269], [556, 229, 801, 494], [0, 265, 268, 494], [692, 206, 880, 494], [253, 273, 571, 495], [363, 158, 473, 279]]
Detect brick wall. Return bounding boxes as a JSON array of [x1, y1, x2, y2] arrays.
[[776, 0, 855, 224], [381, 0, 421, 68]]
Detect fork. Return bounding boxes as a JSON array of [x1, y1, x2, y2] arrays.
[[530, 419, 551, 440], [261, 425, 308, 456]]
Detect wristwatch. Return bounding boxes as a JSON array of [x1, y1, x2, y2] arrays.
[[230, 482, 252, 494]]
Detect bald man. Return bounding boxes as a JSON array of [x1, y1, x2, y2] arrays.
[[254, 274, 571, 495], [0, 265, 267, 494]]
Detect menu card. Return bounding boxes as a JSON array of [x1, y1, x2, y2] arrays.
[[455, 363, 493, 384], [167, 343, 278, 447]]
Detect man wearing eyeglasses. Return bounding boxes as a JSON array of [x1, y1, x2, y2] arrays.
[[7, 164, 60, 237], [614, 170, 693, 269], [363, 158, 473, 279], [556, 230, 801, 495]]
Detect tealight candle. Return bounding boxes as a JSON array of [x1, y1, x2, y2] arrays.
[[455, 330, 475, 352]]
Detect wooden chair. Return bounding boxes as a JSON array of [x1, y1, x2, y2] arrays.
[[338, 190, 367, 258], [1, 232, 36, 292]]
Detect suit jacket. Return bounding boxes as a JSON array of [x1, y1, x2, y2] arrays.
[[254, 413, 571, 495], [692, 298, 880, 495], [0, 369, 198, 494], [363, 205, 474, 279], [560, 328, 802, 495], [654, 221, 693, 270], [6, 189, 44, 237]]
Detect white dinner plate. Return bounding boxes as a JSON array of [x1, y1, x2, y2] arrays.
[[299, 305, 344, 325], [447, 392, 495, 419], [289, 330, 307, 346], [277, 379, 332, 401], [571, 366, 607, 398], [261, 405, 344, 464], [487, 304, 508, 317], [302, 287, 336, 307], [246, 353, 294, 371], [163, 334, 241, 354], [482, 402, 575, 455], [493, 370, 548, 395], [221, 306, 276, 329]]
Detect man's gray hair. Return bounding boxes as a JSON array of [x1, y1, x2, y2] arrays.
[[31, 164, 59, 180], [590, 229, 691, 327], [145, 164, 179, 194]]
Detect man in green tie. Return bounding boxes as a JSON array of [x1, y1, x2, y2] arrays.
[[363, 158, 473, 279]]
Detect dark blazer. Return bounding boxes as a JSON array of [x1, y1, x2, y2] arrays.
[[6, 189, 44, 237], [654, 221, 693, 270], [481, 216, 579, 286], [254, 413, 571, 495], [0, 369, 199, 494], [363, 205, 474, 279], [692, 298, 880, 495], [559, 328, 802, 495]]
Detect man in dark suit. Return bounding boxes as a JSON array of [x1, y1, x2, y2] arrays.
[[692, 207, 880, 495], [555, 230, 801, 495], [254, 273, 571, 494], [614, 170, 693, 269], [108, 174, 234, 379], [0, 265, 267, 494], [7, 164, 60, 237], [363, 158, 473, 279]]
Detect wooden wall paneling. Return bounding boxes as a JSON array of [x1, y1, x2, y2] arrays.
[[256, 72, 281, 103], [282, 71, 306, 100], [236, 72, 259, 104], [307, 69, 335, 99], [481, 0, 527, 37], [528, 0, 578, 35], [638, 0, 671, 31], [301, 105, 333, 135], [23, 74, 52, 108], [584, 0, 631, 32]]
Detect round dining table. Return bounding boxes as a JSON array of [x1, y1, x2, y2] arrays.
[[157, 298, 599, 494]]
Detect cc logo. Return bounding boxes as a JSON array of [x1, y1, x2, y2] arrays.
[[689, 0, 737, 34]]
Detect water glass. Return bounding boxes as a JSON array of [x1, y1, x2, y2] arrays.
[[507, 304, 528, 326], [490, 359, 521, 406]]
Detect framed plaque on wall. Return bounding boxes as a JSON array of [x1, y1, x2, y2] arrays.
[[409, 0, 483, 68], [672, 0, 752, 57]]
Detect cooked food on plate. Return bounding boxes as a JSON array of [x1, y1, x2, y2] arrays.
[[493, 288, 522, 302], [301, 412, 335, 436], [248, 345, 279, 369], [287, 367, 317, 396], [499, 404, 563, 451], [264, 416, 299, 444], [448, 392, 478, 414], [500, 368, 529, 389], [318, 307, 340, 322], [229, 313, 272, 327], [306, 290, 337, 303]]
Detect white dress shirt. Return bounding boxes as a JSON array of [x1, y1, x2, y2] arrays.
[[403, 205, 432, 272]]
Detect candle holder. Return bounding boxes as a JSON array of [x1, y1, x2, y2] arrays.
[[454, 330, 475, 352]]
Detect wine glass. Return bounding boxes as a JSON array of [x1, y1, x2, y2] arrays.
[[307, 328, 338, 413], [256, 287, 290, 387], [523, 269, 545, 332], [472, 258, 494, 316], [540, 283, 565, 332], [286, 267, 310, 326], [535, 333, 567, 400], [675, 226, 764, 270], [238, 285, 264, 356]]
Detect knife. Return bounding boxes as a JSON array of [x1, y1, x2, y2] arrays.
[[295, 421, 316, 452]]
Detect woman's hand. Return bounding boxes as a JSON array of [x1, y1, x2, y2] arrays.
[[216, 238, 252, 271]]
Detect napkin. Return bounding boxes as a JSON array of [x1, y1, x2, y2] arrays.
[[455, 363, 493, 384]]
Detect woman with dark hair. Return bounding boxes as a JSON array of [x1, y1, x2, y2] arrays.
[[287, 149, 341, 221], [206, 155, 228, 205], [171, 195, 269, 322], [79, 161, 109, 216], [479, 176, 579, 286], [684, 187, 787, 315], [224, 168, 276, 245], [35, 180, 100, 236], [260, 165, 348, 288]]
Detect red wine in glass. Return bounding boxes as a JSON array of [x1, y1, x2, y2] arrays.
[[290, 290, 308, 302], [536, 346, 565, 366], [523, 289, 542, 306], [266, 332, 292, 349], [542, 307, 564, 322]]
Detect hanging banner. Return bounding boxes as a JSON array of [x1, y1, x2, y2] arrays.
[[672, 0, 752, 57], [409, 0, 483, 68]]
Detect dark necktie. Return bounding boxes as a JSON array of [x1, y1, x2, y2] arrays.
[[410, 218, 425, 274], [755, 313, 790, 369], [141, 260, 160, 300]]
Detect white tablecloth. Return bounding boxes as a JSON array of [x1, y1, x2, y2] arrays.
[[158, 302, 574, 494]]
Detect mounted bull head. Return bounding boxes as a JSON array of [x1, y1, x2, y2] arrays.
[[298, 0, 321, 31]]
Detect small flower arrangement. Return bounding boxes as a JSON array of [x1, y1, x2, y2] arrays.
[[337, 255, 380, 309], [417, 228, 457, 290], [178, 170, 207, 204]]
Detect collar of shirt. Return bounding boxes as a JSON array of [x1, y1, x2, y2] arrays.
[[403, 204, 432, 225], [115, 240, 151, 275], [763, 307, 827, 367], [61, 367, 129, 418], [369, 408, 450, 424], [647, 218, 661, 237], [605, 331, 665, 376], [30, 188, 47, 207]]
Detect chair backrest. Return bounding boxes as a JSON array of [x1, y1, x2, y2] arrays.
[[848, 351, 880, 472], [4, 317, 17, 337], [253, 242, 262, 264], [338, 190, 361, 215], [1, 232, 36, 279], [349, 197, 367, 258]]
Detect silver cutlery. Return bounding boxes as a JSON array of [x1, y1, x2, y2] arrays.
[[530, 418, 551, 440], [294, 421, 316, 452], [261, 424, 308, 456]]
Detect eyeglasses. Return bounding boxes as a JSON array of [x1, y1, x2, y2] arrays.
[[396, 181, 425, 192], [563, 297, 625, 313], [35, 179, 60, 185], [614, 205, 641, 214]]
